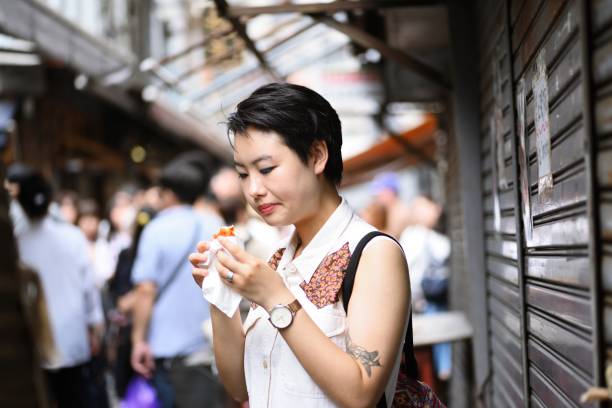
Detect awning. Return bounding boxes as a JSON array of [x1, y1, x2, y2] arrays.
[[0, 1, 232, 159], [341, 114, 438, 187]]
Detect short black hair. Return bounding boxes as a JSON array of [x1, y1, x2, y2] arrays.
[[17, 173, 52, 220], [227, 83, 343, 185], [158, 161, 203, 204], [173, 150, 219, 196]]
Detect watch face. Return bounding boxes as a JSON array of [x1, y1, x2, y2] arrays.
[[270, 306, 292, 329]]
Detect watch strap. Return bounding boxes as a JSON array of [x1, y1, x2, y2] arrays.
[[287, 298, 302, 315]]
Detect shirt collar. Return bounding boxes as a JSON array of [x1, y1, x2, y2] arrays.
[[283, 198, 354, 283]]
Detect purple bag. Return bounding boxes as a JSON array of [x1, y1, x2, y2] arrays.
[[121, 376, 160, 408]]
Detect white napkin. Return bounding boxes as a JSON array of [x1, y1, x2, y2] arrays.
[[201, 237, 243, 318]]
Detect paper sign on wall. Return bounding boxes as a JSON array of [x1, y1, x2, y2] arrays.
[[516, 78, 533, 242], [531, 50, 553, 201], [492, 53, 509, 190]]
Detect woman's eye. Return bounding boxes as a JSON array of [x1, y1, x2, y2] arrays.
[[237, 172, 248, 180], [260, 166, 276, 175]]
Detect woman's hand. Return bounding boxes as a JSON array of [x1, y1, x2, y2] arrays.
[[189, 241, 212, 288], [214, 237, 293, 311]]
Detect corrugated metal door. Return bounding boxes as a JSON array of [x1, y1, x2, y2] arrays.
[[478, 0, 605, 406], [592, 0, 612, 401], [512, 0, 597, 405], [478, 0, 527, 406]]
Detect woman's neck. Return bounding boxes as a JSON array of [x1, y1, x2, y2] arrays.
[[293, 188, 342, 257]]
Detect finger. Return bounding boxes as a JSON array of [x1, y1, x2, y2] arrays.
[[216, 250, 247, 275], [216, 261, 241, 287], [196, 240, 211, 253], [189, 252, 209, 268], [191, 268, 208, 287], [218, 237, 250, 263]]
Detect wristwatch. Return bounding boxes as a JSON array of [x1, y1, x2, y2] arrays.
[[268, 299, 302, 330]]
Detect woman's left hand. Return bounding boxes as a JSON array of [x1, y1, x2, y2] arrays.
[[215, 237, 294, 311]]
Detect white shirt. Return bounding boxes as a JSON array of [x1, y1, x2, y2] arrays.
[[243, 199, 405, 407], [88, 238, 115, 288], [399, 225, 451, 304], [17, 216, 104, 369]]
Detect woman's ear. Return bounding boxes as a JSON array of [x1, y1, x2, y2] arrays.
[[310, 140, 329, 176]]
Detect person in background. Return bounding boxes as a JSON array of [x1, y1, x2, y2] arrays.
[[210, 166, 282, 260], [400, 195, 452, 380], [56, 190, 79, 225], [132, 183, 163, 213], [78, 198, 115, 289], [370, 171, 412, 239], [107, 188, 137, 268], [5, 162, 35, 234], [15, 172, 106, 407], [359, 200, 388, 232], [107, 206, 157, 399], [6, 163, 73, 234], [130, 160, 227, 408], [176, 150, 226, 224]]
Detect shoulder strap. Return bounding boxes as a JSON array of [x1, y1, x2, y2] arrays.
[[341, 231, 419, 408], [156, 219, 202, 301]]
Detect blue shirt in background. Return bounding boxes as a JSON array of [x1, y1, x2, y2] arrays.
[[132, 205, 223, 358]]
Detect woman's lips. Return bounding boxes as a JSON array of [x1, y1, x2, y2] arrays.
[[257, 203, 277, 215]]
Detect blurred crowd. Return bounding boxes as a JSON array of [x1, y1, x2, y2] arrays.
[[360, 172, 452, 381], [5, 153, 285, 408]]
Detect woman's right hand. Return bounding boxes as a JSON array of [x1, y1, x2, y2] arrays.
[[189, 241, 211, 288]]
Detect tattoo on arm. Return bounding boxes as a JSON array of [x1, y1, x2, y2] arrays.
[[345, 332, 382, 377]]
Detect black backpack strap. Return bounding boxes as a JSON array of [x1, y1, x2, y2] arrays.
[[341, 231, 419, 408]]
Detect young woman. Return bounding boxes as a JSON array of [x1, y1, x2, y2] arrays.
[[189, 83, 411, 407]]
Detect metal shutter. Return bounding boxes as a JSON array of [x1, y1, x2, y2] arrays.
[[477, 0, 605, 406], [591, 0, 612, 400], [478, 0, 527, 406]]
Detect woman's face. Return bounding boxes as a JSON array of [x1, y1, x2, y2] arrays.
[[233, 128, 321, 227]]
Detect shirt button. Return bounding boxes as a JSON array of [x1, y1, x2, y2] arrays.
[[263, 360, 268, 369]]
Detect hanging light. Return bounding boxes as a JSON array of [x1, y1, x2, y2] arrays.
[[130, 145, 146, 163]]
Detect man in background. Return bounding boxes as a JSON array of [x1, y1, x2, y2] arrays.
[[370, 171, 412, 239], [130, 160, 226, 408], [15, 172, 106, 407]]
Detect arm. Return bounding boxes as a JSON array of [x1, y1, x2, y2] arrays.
[[215, 238, 410, 408], [131, 281, 157, 378], [131, 282, 156, 344], [117, 290, 137, 314], [190, 242, 248, 401], [129, 225, 160, 378], [81, 243, 105, 356], [210, 306, 248, 401]]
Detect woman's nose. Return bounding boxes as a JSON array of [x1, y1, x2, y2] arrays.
[[248, 175, 265, 198]]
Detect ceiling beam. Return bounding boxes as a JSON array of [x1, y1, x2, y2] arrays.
[[313, 15, 451, 90], [157, 27, 235, 66], [173, 45, 242, 85], [387, 129, 436, 167], [213, 0, 282, 81], [227, 0, 441, 17], [261, 21, 317, 54], [252, 15, 304, 42]]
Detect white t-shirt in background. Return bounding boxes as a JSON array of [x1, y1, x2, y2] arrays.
[[17, 216, 104, 370]]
